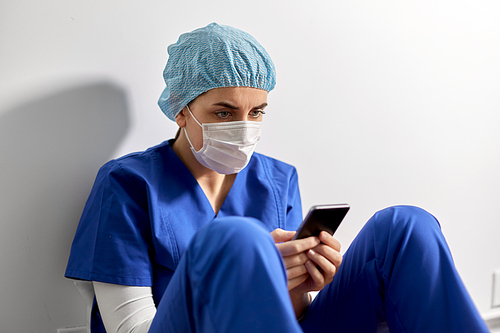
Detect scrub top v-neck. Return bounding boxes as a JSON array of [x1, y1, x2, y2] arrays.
[[65, 139, 303, 306]]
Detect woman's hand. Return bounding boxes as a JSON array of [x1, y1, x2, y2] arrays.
[[271, 229, 320, 290], [270, 229, 343, 318], [302, 231, 342, 291]]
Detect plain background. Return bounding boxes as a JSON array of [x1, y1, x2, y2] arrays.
[[1, 0, 499, 331]]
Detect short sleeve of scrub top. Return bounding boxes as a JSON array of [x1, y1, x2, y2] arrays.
[[65, 139, 303, 304]]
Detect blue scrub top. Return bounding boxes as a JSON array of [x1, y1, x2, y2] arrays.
[[65, 139, 303, 308]]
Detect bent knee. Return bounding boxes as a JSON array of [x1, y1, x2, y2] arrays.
[[205, 216, 270, 239], [369, 205, 442, 243], [193, 216, 275, 255]]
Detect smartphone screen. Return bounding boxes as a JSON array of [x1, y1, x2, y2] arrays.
[[292, 204, 350, 240]]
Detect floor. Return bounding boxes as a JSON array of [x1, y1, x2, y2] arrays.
[[485, 310, 500, 332]]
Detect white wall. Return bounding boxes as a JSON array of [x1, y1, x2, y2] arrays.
[[1, 0, 499, 331]]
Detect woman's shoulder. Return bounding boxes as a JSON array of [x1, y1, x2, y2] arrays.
[[98, 140, 174, 180], [251, 152, 298, 178]]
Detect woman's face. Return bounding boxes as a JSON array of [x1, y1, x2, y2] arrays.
[[175, 86, 268, 151]]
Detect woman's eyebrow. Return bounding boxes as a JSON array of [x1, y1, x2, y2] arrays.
[[212, 102, 268, 110], [253, 103, 268, 109], [213, 101, 239, 109]]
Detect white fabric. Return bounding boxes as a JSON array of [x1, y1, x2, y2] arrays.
[[74, 281, 95, 333], [75, 280, 95, 306], [93, 282, 156, 333]]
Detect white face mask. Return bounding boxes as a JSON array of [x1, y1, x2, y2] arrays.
[[183, 105, 262, 174]]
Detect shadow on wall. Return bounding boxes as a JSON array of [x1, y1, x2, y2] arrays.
[[0, 81, 129, 332]]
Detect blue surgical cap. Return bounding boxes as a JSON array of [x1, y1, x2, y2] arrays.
[[158, 23, 276, 121]]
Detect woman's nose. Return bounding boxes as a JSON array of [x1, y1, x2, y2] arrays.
[[234, 111, 249, 121]]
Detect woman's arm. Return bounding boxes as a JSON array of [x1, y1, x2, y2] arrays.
[[93, 282, 157, 333]]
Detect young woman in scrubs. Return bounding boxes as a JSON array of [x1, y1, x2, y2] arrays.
[[65, 23, 489, 333]]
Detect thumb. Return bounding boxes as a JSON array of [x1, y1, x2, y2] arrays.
[[270, 228, 296, 243]]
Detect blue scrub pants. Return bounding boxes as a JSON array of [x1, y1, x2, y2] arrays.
[[148, 206, 488, 333]]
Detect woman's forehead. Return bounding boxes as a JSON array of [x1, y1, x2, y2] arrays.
[[193, 87, 268, 106]]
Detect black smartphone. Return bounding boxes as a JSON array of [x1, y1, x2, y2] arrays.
[[292, 204, 350, 240]]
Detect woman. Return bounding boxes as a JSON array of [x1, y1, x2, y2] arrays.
[[66, 23, 488, 332]]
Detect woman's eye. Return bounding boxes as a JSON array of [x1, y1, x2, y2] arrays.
[[250, 110, 265, 118], [216, 111, 231, 119]]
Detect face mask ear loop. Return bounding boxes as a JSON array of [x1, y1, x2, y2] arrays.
[[183, 105, 203, 153], [186, 104, 203, 127]]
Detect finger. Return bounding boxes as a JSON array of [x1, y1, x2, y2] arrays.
[[288, 272, 309, 290], [307, 249, 337, 284], [312, 244, 343, 269], [319, 231, 341, 252], [276, 236, 320, 257], [304, 260, 325, 290], [287, 263, 308, 280], [282, 252, 309, 269], [270, 228, 296, 243]]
